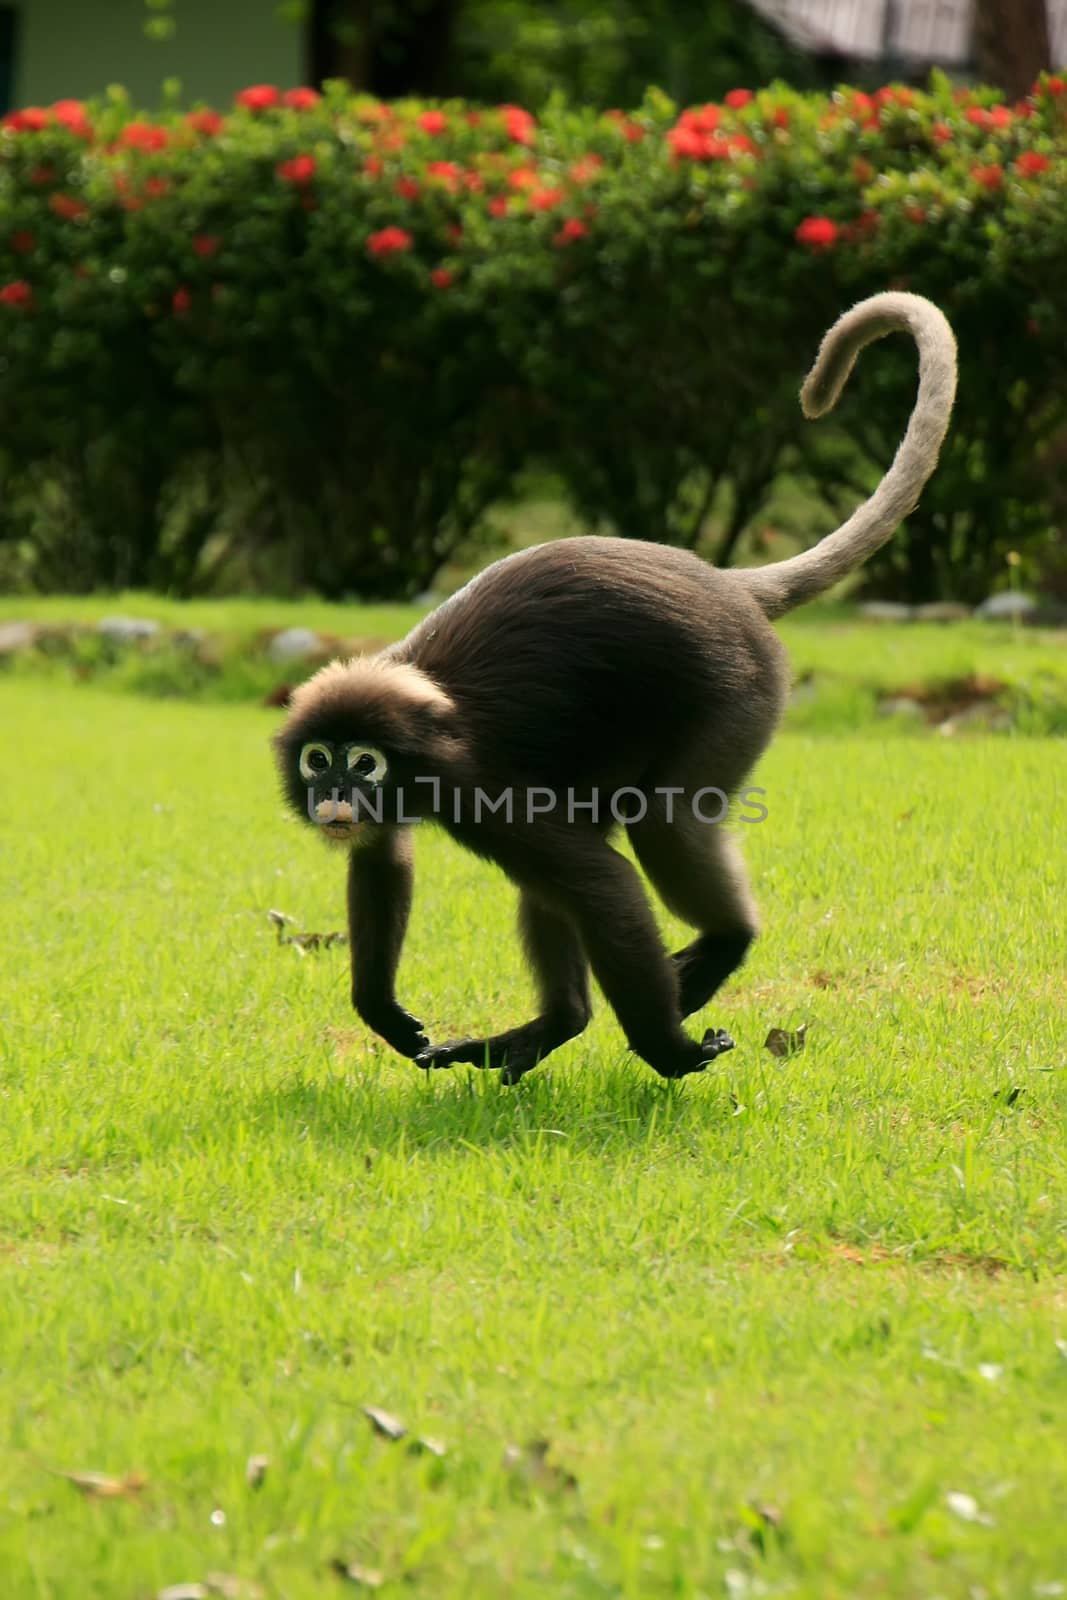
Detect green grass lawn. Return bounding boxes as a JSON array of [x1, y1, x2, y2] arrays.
[[0, 675, 1065, 1599]]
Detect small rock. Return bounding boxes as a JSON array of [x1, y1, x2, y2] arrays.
[[859, 601, 914, 621], [97, 615, 161, 641], [976, 590, 1036, 620], [878, 696, 925, 720], [268, 626, 324, 663], [914, 601, 971, 622], [938, 703, 1012, 735], [0, 620, 38, 654]]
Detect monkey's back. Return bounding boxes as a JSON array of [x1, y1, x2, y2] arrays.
[[395, 538, 788, 788]]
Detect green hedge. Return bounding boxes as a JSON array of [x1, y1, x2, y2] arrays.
[[2, 74, 1066, 599]]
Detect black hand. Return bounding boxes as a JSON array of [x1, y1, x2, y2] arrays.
[[357, 998, 429, 1058]]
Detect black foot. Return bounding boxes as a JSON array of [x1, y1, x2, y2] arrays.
[[415, 1028, 558, 1085], [415, 1037, 500, 1072], [652, 1026, 736, 1080]]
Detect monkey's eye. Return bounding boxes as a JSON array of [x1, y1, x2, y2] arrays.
[[346, 744, 388, 784], [298, 743, 333, 781]]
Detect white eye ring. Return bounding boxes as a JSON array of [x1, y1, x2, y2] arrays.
[[346, 744, 388, 784], [299, 742, 333, 782]]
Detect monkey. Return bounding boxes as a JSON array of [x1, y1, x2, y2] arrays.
[[274, 291, 957, 1084]]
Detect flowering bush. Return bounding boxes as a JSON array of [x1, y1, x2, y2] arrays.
[[1, 73, 1065, 597]]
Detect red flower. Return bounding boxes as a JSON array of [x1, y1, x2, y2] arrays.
[[604, 110, 644, 142], [507, 167, 540, 191], [850, 91, 875, 118], [569, 154, 603, 183], [367, 226, 413, 257], [48, 193, 89, 220], [10, 231, 35, 254], [990, 105, 1013, 127], [417, 110, 448, 136], [29, 165, 56, 186], [2, 106, 49, 132], [119, 121, 169, 151], [51, 99, 93, 138], [463, 169, 484, 193], [186, 109, 224, 136], [1015, 151, 1050, 177], [971, 163, 1004, 190], [192, 234, 221, 257], [905, 205, 927, 224], [487, 195, 509, 217], [283, 87, 320, 111], [277, 154, 316, 185], [553, 217, 588, 247], [875, 86, 915, 110], [430, 266, 454, 288], [143, 176, 169, 198], [772, 106, 790, 128], [852, 158, 874, 184], [1035, 74, 1065, 96], [725, 89, 753, 109], [932, 121, 952, 143], [500, 104, 536, 145], [172, 286, 192, 315], [795, 215, 838, 249], [446, 223, 463, 243], [680, 104, 721, 133], [528, 186, 563, 210], [667, 123, 714, 160], [0, 279, 32, 307], [364, 156, 383, 177], [426, 160, 461, 188], [236, 85, 280, 112], [394, 176, 420, 199], [726, 133, 757, 157]]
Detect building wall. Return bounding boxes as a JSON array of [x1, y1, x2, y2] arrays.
[[13, 0, 304, 110]]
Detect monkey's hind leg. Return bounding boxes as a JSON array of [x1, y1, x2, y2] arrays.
[[628, 813, 757, 1022], [415, 894, 591, 1084]]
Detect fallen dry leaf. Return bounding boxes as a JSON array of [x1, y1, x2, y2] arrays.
[[331, 1559, 385, 1587], [245, 1454, 270, 1489], [407, 1435, 446, 1459], [60, 1469, 146, 1500], [764, 1023, 809, 1059], [158, 1587, 208, 1600], [362, 1405, 407, 1442], [945, 1489, 994, 1526]]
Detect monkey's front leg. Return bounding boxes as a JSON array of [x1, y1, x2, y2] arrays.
[[348, 828, 429, 1058]]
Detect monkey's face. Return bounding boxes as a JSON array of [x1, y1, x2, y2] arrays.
[[290, 739, 390, 846]]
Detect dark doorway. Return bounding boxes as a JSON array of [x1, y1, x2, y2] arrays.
[[0, 7, 19, 116]]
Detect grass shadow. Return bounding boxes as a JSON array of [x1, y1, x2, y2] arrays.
[[240, 1056, 734, 1158]]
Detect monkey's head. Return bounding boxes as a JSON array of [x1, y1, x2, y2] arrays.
[[273, 655, 461, 845]]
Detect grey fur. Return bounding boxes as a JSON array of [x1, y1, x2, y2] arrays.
[[736, 291, 957, 619]]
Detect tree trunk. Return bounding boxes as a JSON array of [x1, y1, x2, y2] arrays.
[[973, 0, 1051, 101]]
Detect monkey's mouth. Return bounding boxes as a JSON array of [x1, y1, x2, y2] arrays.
[[310, 796, 367, 843], [316, 818, 365, 842]]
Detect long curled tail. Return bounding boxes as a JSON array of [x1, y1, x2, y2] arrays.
[[735, 291, 957, 620]]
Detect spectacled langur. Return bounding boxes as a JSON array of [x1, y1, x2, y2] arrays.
[[274, 292, 957, 1084]]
